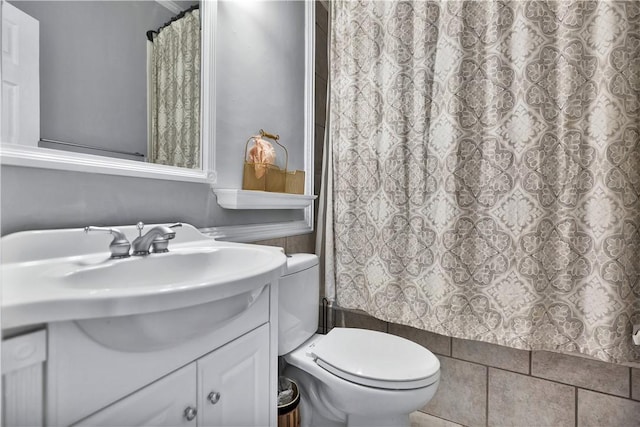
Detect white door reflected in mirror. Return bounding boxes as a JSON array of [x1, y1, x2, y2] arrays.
[[1, 2, 39, 147]]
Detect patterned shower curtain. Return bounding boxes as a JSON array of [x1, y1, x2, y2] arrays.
[[329, 0, 640, 363], [149, 9, 201, 169]]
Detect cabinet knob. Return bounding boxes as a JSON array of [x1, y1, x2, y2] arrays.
[[207, 391, 221, 404], [184, 406, 197, 421]]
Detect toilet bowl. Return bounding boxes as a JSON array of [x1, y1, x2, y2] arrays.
[[278, 254, 440, 427]]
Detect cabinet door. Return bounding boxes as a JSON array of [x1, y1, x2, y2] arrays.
[[73, 363, 197, 427], [198, 324, 270, 427]]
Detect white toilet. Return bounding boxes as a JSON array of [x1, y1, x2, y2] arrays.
[[279, 254, 440, 427]]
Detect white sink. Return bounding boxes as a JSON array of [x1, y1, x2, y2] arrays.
[[52, 247, 269, 290], [1, 224, 287, 347]]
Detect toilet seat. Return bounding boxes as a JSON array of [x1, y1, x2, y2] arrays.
[[310, 328, 440, 390]]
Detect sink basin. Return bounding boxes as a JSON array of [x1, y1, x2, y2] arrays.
[[1, 224, 287, 333], [74, 285, 268, 352], [54, 247, 270, 290]]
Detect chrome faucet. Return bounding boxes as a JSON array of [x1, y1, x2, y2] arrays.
[[84, 226, 131, 258], [131, 222, 182, 256]]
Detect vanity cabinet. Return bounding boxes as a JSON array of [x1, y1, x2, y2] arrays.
[[73, 364, 197, 427], [44, 281, 276, 426], [73, 324, 270, 426], [197, 324, 270, 426], [1, 224, 285, 427], [1, 330, 47, 427]]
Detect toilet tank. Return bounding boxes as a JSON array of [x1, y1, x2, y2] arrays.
[[278, 253, 319, 355]]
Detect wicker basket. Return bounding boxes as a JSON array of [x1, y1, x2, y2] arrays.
[[242, 163, 286, 192], [285, 170, 305, 194], [242, 130, 305, 194]]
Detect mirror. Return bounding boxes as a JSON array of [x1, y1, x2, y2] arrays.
[[1, 0, 215, 183]]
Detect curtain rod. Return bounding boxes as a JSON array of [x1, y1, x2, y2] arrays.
[[39, 138, 146, 158], [146, 4, 200, 42]]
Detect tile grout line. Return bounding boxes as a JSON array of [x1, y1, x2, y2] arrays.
[[450, 357, 533, 376], [494, 365, 634, 401], [419, 411, 464, 427], [526, 377, 633, 400]]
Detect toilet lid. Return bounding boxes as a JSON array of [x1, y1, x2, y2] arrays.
[[311, 328, 440, 390]]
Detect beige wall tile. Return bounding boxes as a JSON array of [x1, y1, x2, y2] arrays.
[[315, 27, 328, 81], [488, 368, 575, 427], [315, 1, 329, 35], [532, 351, 629, 397], [314, 124, 325, 175], [315, 76, 327, 127], [633, 368, 640, 401], [422, 357, 487, 427], [315, 72, 327, 107], [314, 171, 323, 198], [251, 237, 286, 248], [578, 389, 640, 427], [452, 338, 529, 374], [389, 323, 451, 356], [334, 308, 387, 332], [410, 411, 462, 427], [285, 233, 315, 254]]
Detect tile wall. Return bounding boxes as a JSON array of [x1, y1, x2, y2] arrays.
[[332, 307, 640, 427]]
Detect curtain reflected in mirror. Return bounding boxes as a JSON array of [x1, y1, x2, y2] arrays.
[[148, 7, 201, 169]]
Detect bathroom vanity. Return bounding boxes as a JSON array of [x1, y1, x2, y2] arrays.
[[1, 224, 286, 426]]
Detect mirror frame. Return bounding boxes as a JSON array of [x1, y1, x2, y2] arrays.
[[0, 0, 218, 185]]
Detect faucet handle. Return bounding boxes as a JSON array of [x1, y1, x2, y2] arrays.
[[136, 221, 145, 236], [151, 223, 183, 253], [85, 226, 131, 258]]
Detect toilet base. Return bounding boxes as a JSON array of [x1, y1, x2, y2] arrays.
[[285, 365, 414, 427], [285, 365, 345, 427]]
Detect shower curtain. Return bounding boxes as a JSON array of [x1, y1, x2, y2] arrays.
[[149, 8, 201, 169], [328, 0, 640, 363]]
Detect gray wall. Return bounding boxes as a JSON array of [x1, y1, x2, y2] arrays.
[[0, 165, 301, 235], [215, 0, 306, 188], [10, 1, 175, 156], [0, 1, 309, 236]]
